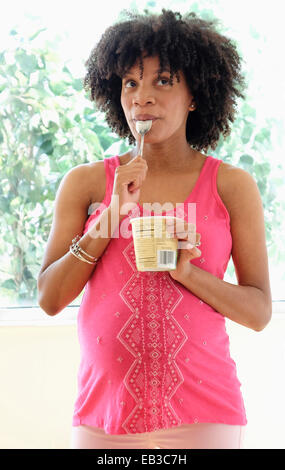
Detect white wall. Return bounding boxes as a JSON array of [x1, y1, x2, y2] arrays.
[[226, 313, 285, 449], [0, 308, 284, 449]]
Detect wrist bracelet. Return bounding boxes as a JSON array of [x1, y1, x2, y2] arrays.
[[69, 246, 96, 264], [72, 235, 99, 261], [70, 235, 99, 265]]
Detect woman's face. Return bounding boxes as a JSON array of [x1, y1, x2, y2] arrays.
[[120, 55, 195, 145]]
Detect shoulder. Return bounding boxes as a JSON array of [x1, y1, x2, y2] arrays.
[[59, 160, 106, 206], [216, 160, 262, 218], [69, 160, 106, 182], [217, 159, 255, 185]]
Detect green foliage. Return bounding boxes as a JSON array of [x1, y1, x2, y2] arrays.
[[0, 29, 127, 305], [213, 100, 284, 241], [212, 100, 285, 279]]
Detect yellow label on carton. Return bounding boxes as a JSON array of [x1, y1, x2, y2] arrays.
[[130, 216, 180, 272]]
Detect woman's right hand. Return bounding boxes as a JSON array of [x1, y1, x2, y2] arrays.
[[111, 154, 148, 216]]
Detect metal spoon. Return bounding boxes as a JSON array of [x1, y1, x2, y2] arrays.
[[135, 120, 152, 158]]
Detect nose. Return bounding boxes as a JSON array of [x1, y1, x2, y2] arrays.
[[132, 83, 155, 106]]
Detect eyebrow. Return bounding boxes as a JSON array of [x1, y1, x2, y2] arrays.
[[123, 68, 171, 78]]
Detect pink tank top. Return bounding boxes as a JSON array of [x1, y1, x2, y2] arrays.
[[72, 155, 247, 434]]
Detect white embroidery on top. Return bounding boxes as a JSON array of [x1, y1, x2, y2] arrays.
[[117, 245, 188, 433]]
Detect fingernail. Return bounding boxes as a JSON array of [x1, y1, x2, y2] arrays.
[[186, 243, 194, 249]]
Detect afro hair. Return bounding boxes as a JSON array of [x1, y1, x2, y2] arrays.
[[83, 9, 246, 151]]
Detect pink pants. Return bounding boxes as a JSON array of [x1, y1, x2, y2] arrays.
[[70, 423, 245, 449]]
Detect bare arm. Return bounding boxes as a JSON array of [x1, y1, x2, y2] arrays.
[[173, 165, 272, 331], [37, 164, 122, 316]]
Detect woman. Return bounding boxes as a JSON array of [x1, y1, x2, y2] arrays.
[[38, 10, 272, 449]]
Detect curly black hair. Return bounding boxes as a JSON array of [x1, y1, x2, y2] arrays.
[[83, 9, 246, 151]]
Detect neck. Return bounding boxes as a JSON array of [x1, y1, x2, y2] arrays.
[[131, 137, 197, 174]]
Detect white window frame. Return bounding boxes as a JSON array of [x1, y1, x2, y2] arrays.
[[0, 301, 284, 326]]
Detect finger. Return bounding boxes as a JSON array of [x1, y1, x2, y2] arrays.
[[178, 239, 191, 249], [177, 221, 195, 233], [131, 153, 143, 161], [190, 246, 201, 257], [128, 176, 142, 191], [166, 218, 187, 230], [196, 233, 201, 246], [165, 222, 185, 236], [176, 229, 200, 245], [185, 243, 201, 257], [167, 228, 197, 246], [178, 239, 195, 249], [166, 228, 188, 240], [177, 233, 201, 248], [166, 219, 195, 234]]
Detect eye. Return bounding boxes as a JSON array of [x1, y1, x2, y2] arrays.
[[124, 80, 136, 88], [157, 77, 170, 86]]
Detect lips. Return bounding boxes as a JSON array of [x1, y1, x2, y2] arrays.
[[134, 114, 158, 121]]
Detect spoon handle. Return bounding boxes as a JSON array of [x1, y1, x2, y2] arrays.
[[140, 134, 145, 158]]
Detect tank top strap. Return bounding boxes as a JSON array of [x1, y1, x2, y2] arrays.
[[204, 154, 222, 185], [189, 155, 221, 201], [191, 155, 230, 230], [83, 155, 120, 234], [103, 155, 120, 205]]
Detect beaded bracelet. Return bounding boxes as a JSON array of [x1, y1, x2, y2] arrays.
[[69, 235, 99, 265]]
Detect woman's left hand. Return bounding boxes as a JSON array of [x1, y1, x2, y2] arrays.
[[166, 219, 201, 281]]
